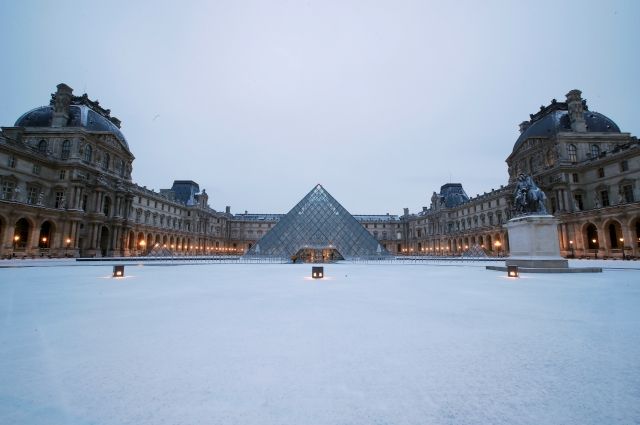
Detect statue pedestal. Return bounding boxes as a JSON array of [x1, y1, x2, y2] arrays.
[[505, 215, 568, 269]]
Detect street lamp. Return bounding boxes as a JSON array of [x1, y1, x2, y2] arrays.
[[569, 240, 574, 258], [592, 238, 598, 259], [13, 235, 20, 250], [494, 240, 502, 256], [65, 237, 71, 256], [139, 239, 146, 256], [620, 237, 625, 260]]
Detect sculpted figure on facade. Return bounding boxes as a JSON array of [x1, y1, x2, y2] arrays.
[[513, 173, 548, 216]]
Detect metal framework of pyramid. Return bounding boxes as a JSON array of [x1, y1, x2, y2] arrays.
[[245, 185, 390, 260]]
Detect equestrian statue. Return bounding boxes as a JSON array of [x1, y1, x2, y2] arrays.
[[513, 173, 548, 215]]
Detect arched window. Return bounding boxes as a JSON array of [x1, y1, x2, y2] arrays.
[[103, 153, 110, 170], [61, 140, 71, 159], [568, 144, 577, 162], [84, 145, 93, 162], [591, 144, 600, 158], [38, 140, 47, 154]]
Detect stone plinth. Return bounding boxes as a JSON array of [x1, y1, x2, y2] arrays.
[[505, 215, 568, 269]]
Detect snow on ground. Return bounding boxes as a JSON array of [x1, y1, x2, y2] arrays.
[[1, 261, 639, 425]]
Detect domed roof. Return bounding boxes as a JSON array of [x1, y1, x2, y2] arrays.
[[15, 104, 129, 150], [513, 107, 620, 153]]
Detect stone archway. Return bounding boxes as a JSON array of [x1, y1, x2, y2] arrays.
[[584, 223, 599, 250], [14, 218, 31, 250], [99, 226, 110, 257], [605, 220, 623, 249], [39, 221, 55, 249], [128, 231, 135, 251]]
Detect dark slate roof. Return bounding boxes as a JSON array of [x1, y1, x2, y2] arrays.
[[440, 183, 469, 208], [15, 105, 129, 150], [354, 214, 400, 222], [513, 110, 620, 153]]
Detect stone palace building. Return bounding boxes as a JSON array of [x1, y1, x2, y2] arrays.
[[1, 84, 638, 259]]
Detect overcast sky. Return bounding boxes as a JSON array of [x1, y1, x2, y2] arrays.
[[1, 1, 638, 215]]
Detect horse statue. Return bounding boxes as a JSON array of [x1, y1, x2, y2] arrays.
[[513, 173, 548, 215]]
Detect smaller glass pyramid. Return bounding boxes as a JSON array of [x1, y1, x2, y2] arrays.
[[245, 185, 390, 260]]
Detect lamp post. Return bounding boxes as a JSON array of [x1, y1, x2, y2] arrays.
[[65, 237, 71, 257], [592, 238, 598, 259], [139, 239, 146, 256], [13, 235, 20, 250], [620, 237, 625, 260], [569, 240, 574, 258], [494, 240, 502, 257]]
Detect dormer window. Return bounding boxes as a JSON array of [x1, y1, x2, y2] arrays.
[[591, 144, 600, 158], [103, 153, 110, 170]]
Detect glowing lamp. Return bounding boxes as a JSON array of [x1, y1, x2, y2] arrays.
[[113, 265, 125, 278], [312, 266, 324, 279], [507, 265, 519, 278]]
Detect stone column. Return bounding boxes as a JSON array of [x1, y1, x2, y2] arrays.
[[1, 223, 16, 255]]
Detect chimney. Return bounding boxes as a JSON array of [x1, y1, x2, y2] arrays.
[[51, 83, 73, 128], [518, 121, 530, 133], [225, 206, 230, 214], [566, 89, 587, 132], [403, 208, 409, 216]]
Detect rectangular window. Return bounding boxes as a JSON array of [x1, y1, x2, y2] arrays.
[[32, 163, 41, 175], [155, 201, 158, 208], [574, 194, 584, 210], [598, 167, 605, 178], [620, 160, 629, 172], [27, 186, 39, 204], [1, 180, 15, 200], [623, 185, 634, 203], [54, 191, 65, 208], [82, 195, 88, 211], [8, 155, 16, 168], [572, 173, 579, 183], [59, 170, 66, 180], [601, 190, 610, 207]]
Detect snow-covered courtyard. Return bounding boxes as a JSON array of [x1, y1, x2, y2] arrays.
[[1, 261, 639, 425]]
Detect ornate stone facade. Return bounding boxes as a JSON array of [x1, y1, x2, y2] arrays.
[[402, 90, 640, 259], [1, 85, 638, 259]]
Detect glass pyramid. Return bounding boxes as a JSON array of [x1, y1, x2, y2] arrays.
[[245, 185, 390, 260]]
